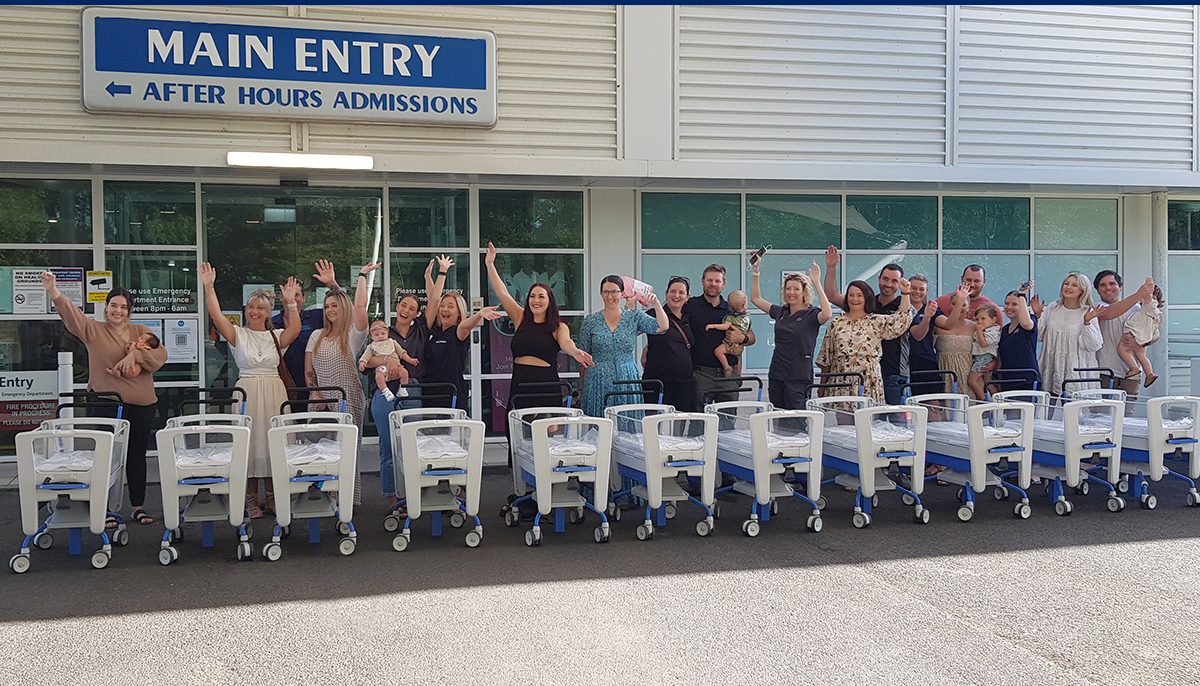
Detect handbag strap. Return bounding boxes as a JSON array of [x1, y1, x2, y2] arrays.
[[670, 315, 691, 349]]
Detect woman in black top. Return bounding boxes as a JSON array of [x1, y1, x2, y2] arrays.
[[749, 257, 832, 409], [421, 256, 501, 408], [485, 242, 593, 409], [643, 276, 698, 411]]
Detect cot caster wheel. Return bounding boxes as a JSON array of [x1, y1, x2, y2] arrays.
[[1014, 503, 1032, 519], [504, 510, 519, 528], [383, 515, 400, 532], [741, 520, 760, 538], [1140, 494, 1157, 510], [568, 508, 584, 525], [335, 521, 352, 536], [157, 546, 177, 566], [712, 504, 721, 520], [916, 507, 931, 525], [113, 528, 129, 547], [956, 506, 974, 522], [33, 533, 53, 550], [235, 542, 252, 561], [768, 500, 778, 516], [243, 523, 253, 540], [90, 550, 110, 570], [1116, 478, 1130, 494], [871, 494, 879, 507], [1107, 496, 1126, 513], [1074, 481, 1091, 496], [901, 493, 916, 507], [1187, 491, 1199, 507], [636, 524, 654, 541], [816, 496, 828, 510], [524, 530, 541, 547], [1053, 500, 1072, 517], [695, 520, 712, 537], [807, 515, 823, 533], [337, 537, 356, 556], [262, 542, 282, 561], [464, 530, 482, 548], [392, 534, 409, 552], [449, 512, 466, 529], [171, 528, 184, 543], [9, 554, 30, 574], [593, 527, 610, 544], [852, 512, 871, 529], [994, 487, 1010, 501], [666, 503, 678, 520], [955, 488, 964, 501]]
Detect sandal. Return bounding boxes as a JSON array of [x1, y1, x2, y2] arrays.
[[1124, 370, 1141, 379], [131, 508, 154, 525], [1144, 373, 1158, 388]]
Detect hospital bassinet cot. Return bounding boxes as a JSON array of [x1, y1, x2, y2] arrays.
[[806, 396, 931, 529], [606, 404, 717, 540], [387, 406, 486, 551], [906, 393, 1036, 521], [708, 401, 825, 536]]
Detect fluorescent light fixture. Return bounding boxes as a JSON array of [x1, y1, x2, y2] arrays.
[[227, 151, 374, 171]]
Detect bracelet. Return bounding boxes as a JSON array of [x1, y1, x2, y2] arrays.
[[900, 291, 910, 296], [437, 270, 448, 277], [358, 271, 369, 278], [286, 303, 298, 309]]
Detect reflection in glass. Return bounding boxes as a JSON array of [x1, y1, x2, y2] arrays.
[[0, 250, 95, 315], [641, 193, 740, 250], [1168, 200, 1200, 251], [480, 190, 583, 249], [106, 250, 198, 315], [1033, 198, 1117, 251], [843, 254, 937, 294], [104, 181, 196, 245], [0, 178, 91, 244], [1033, 254, 1116, 305], [390, 252, 469, 310], [1168, 255, 1200, 305], [480, 253, 583, 311], [942, 254, 1029, 301], [390, 188, 468, 248], [0, 321, 81, 452], [746, 195, 839, 251], [480, 376, 577, 436], [640, 254, 742, 297], [846, 196, 937, 250], [943, 197, 1031, 250]]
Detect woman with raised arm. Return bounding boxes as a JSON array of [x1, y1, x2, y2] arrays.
[[815, 278, 913, 404], [486, 241, 593, 411], [996, 282, 1040, 392], [304, 259, 378, 505], [422, 254, 503, 408], [200, 263, 301, 518], [1035, 272, 1103, 399], [750, 257, 831, 410], [578, 275, 668, 416], [41, 271, 168, 527]]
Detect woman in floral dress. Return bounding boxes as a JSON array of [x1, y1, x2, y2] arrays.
[[578, 275, 668, 416], [816, 279, 913, 403]]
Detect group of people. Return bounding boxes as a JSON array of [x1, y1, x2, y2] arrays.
[[37, 241, 1165, 524]]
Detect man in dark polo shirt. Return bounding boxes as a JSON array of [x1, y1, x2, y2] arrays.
[[824, 246, 912, 404], [683, 263, 755, 408]]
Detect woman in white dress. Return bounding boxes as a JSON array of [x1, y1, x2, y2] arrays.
[[1032, 272, 1102, 399], [200, 263, 302, 519]]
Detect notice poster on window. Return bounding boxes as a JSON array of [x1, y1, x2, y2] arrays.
[[164, 318, 198, 363], [11, 269, 47, 314], [48, 268, 85, 313], [0, 370, 58, 432], [87, 270, 113, 303]]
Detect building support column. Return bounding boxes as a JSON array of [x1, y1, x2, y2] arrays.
[[1150, 191, 1169, 395]]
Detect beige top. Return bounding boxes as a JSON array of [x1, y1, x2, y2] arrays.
[[53, 293, 168, 406]]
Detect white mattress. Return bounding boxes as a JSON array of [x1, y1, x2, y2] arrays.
[[283, 438, 342, 466], [614, 432, 705, 453], [175, 446, 234, 468], [824, 420, 915, 449], [925, 421, 1021, 447], [413, 435, 470, 460], [1104, 416, 1193, 438], [514, 431, 601, 459], [36, 450, 96, 473], [718, 429, 811, 453], [1015, 418, 1112, 443]]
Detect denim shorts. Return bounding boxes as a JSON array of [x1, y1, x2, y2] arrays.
[[970, 353, 996, 373]]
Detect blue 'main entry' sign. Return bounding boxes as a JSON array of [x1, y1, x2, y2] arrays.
[[81, 8, 497, 127]]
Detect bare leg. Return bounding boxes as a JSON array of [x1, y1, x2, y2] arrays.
[[967, 372, 985, 401], [1133, 344, 1155, 384], [1118, 334, 1142, 377], [714, 344, 733, 376]]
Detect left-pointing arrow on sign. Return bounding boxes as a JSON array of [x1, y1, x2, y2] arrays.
[[105, 81, 132, 97]]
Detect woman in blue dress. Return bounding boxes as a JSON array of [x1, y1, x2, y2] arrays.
[[579, 275, 669, 416]]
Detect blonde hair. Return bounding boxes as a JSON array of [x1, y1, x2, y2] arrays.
[[314, 290, 354, 355], [246, 288, 277, 329], [1058, 272, 1096, 309], [440, 292, 468, 327], [782, 272, 813, 309]]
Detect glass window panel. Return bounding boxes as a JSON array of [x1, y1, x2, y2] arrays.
[[942, 254, 1029, 303], [1034, 198, 1117, 250], [480, 377, 578, 436], [746, 195, 839, 250], [640, 253, 742, 299], [0, 250, 94, 315], [389, 188, 468, 248], [0, 320, 88, 452], [1169, 255, 1200, 305], [480, 315, 582, 376], [1033, 254, 1116, 305], [846, 196, 937, 250], [1168, 200, 1200, 250], [843, 254, 938, 295], [641, 193, 740, 250], [480, 252, 583, 312], [106, 250, 198, 315], [943, 197, 1031, 250], [479, 190, 583, 249], [390, 252, 469, 311], [104, 181, 196, 245], [0, 178, 91, 244], [1167, 308, 1200, 363]]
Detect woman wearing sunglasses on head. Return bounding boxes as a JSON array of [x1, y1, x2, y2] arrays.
[[641, 275, 698, 411], [578, 275, 668, 417]]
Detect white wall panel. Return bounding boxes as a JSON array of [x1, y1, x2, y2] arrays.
[[957, 5, 1196, 168], [675, 5, 949, 163]]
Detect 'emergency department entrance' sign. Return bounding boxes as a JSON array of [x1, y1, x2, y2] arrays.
[[81, 8, 497, 127]]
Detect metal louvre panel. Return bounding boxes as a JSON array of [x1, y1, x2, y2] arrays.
[[676, 5, 948, 162], [301, 5, 617, 158], [957, 4, 1195, 168]]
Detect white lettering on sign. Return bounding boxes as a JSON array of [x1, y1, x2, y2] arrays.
[[149, 29, 274, 69]]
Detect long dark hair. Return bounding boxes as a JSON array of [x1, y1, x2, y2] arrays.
[[518, 282, 561, 333], [846, 280, 876, 314], [106, 287, 135, 312]]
